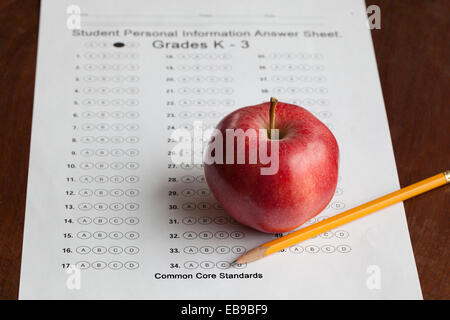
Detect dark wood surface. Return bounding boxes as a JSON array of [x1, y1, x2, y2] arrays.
[[0, 0, 448, 299]]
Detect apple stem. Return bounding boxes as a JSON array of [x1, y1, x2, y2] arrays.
[[268, 97, 278, 139]]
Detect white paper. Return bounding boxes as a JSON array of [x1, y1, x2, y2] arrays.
[[20, 0, 422, 299]]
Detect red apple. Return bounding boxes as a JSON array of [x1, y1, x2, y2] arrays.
[[204, 99, 339, 233]]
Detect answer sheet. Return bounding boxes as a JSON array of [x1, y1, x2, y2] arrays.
[[20, 0, 422, 299]]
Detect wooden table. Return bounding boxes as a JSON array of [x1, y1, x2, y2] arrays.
[[0, 0, 448, 299]]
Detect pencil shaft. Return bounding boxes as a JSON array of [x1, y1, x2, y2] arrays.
[[263, 172, 448, 255]]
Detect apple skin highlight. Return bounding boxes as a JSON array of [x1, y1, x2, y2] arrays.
[[204, 101, 339, 233]]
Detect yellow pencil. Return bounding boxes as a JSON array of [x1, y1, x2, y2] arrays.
[[235, 170, 450, 264]]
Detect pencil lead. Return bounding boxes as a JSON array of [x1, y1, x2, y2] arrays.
[[228, 260, 237, 269]]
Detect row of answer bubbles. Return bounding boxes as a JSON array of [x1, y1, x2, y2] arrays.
[[78, 188, 139, 197], [78, 202, 139, 211], [82, 64, 139, 71], [79, 148, 139, 157], [177, 75, 233, 83], [75, 260, 139, 270], [176, 53, 232, 60], [84, 52, 139, 59], [177, 64, 232, 72], [80, 123, 139, 130], [182, 230, 245, 240], [179, 175, 206, 183], [270, 64, 325, 71], [178, 188, 209, 197], [79, 175, 139, 183], [175, 122, 216, 130], [272, 87, 328, 94], [177, 99, 235, 107], [287, 98, 330, 106], [182, 216, 240, 225], [167, 136, 212, 145], [77, 230, 140, 240], [167, 138, 210, 147], [80, 87, 139, 94], [80, 99, 139, 106], [77, 216, 139, 226], [76, 245, 139, 255], [183, 245, 245, 254], [289, 244, 351, 254], [178, 110, 225, 119], [79, 161, 139, 170], [181, 202, 223, 211], [266, 52, 324, 60], [167, 163, 204, 170], [81, 111, 139, 119], [170, 149, 206, 158], [271, 75, 326, 82], [80, 136, 139, 144], [184, 261, 246, 270], [177, 87, 234, 95], [81, 75, 139, 82]]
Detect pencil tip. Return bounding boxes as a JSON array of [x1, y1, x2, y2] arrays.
[[228, 260, 237, 268], [235, 246, 268, 265]]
